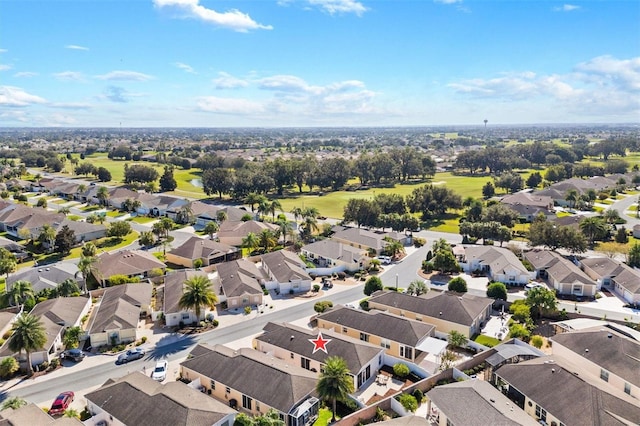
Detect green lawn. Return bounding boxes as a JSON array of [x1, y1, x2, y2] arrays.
[[127, 215, 156, 224], [475, 335, 500, 348], [106, 210, 124, 218], [312, 408, 334, 426]]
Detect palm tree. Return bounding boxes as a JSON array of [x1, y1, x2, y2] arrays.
[[242, 232, 259, 253], [277, 219, 293, 246], [8, 313, 47, 377], [245, 193, 265, 212], [38, 224, 56, 252], [138, 230, 156, 247], [565, 189, 578, 209], [0, 248, 17, 283], [216, 210, 228, 224], [57, 278, 80, 297], [407, 279, 429, 296], [203, 221, 219, 240], [602, 208, 620, 224], [258, 229, 277, 253], [122, 198, 134, 212], [159, 217, 174, 239], [131, 199, 142, 214], [76, 256, 96, 292], [384, 239, 405, 259], [267, 200, 282, 222], [579, 216, 607, 246], [177, 201, 194, 224], [96, 186, 109, 207], [290, 206, 303, 224], [1, 397, 27, 410], [302, 206, 320, 220], [81, 242, 97, 257], [59, 206, 71, 215], [301, 216, 319, 241], [7, 280, 35, 307], [62, 326, 82, 349], [178, 275, 218, 323], [316, 356, 354, 423]]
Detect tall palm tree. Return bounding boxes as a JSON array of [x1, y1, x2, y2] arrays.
[[81, 242, 97, 257], [56, 278, 80, 297], [7, 280, 35, 307], [316, 356, 354, 423], [290, 206, 303, 224], [76, 256, 96, 292], [96, 186, 109, 207], [277, 219, 293, 246], [267, 200, 282, 222], [242, 232, 259, 253], [245, 193, 264, 212], [0, 248, 17, 283], [203, 221, 219, 240], [565, 189, 578, 209], [38, 224, 56, 252], [178, 275, 218, 323], [216, 210, 228, 224], [302, 206, 320, 220], [177, 201, 194, 224], [258, 229, 277, 253], [8, 313, 46, 377], [579, 216, 607, 246], [301, 216, 319, 241]]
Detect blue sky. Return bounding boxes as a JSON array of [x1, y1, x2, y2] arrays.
[[1, 0, 639, 127]]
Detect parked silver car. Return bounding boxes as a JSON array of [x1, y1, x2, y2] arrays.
[[116, 348, 145, 364]]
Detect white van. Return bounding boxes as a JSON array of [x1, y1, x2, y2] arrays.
[[525, 283, 545, 293]]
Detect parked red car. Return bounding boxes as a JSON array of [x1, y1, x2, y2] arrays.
[[49, 391, 74, 416]]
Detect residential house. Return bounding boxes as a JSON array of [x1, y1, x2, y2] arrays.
[[57, 218, 107, 243], [254, 322, 386, 390], [330, 227, 389, 255], [300, 239, 370, 273], [51, 181, 81, 200], [5, 178, 32, 192], [366, 290, 493, 338], [461, 246, 535, 285], [550, 328, 640, 399], [315, 305, 435, 363], [0, 403, 84, 425], [163, 270, 215, 327], [501, 192, 554, 211], [426, 379, 538, 426], [88, 283, 152, 347], [7, 261, 81, 293], [217, 220, 279, 247], [508, 203, 555, 222], [180, 344, 320, 426], [0, 297, 91, 366], [580, 257, 640, 305], [141, 194, 188, 217], [85, 372, 236, 426], [92, 250, 166, 286], [166, 236, 240, 268], [483, 339, 546, 382], [167, 201, 247, 226], [215, 259, 264, 309], [0, 236, 29, 261], [261, 250, 312, 295], [494, 356, 640, 426], [0, 204, 65, 239], [107, 187, 142, 210], [524, 250, 597, 297]]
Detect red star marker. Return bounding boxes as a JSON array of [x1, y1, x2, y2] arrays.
[[309, 332, 331, 354]]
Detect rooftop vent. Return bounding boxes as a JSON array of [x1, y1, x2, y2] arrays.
[[551, 368, 555, 373], [585, 349, 589, 352], [607, 333, 613, 338]]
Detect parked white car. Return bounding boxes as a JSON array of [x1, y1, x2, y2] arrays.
[[151, 360, 168, 381], [377, 256, 392, 265]]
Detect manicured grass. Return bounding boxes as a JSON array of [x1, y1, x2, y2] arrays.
[[313, 408, 334, 426], [475, 335, 500, 348], [106, 210, 124, 218], [127, 216, 156, 224], [66, 215, 83, 221], [81, 205, 102, 212]]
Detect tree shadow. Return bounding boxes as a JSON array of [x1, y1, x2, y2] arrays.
[[144, 334, 197, 361]]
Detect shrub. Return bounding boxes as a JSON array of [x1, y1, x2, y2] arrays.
[[337, 271, 346, 280], [312, 284, 320, 292], [393, 363, 410, 378], [244, 306, 252, 315], [413, 237, 425, 248], [530, 335, 544, 349], [359, 298, 369, 310], [263, 288, 269, 295], [412, 388, 424, 403], [0, 357, 19, 378], [397, 393, 418, 413], [314, 301, 333, 313], [421, 261, 434, 273], [2, 330, 12, 340], [212, 319, 219, 327], [364, 276, 383, 296], [49, 358, 60, 369], [447, 277, 468, 293], [193, 258, 204, 269], [141, 336, 147, 343]]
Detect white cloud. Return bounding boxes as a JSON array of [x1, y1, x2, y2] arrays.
[[54, 71, 85, 81], [213, 72, 249, 89], [259, 75, 313, 92], [196, 96, 264, 114], [95, 70, 154, 81], [50, 102, 92, 110], [153, 0, 272, 32], [65, 44, 89, 51], [0, 65, 11, 71], [0, 49, 7, 54], [307, 0, 367, 16], [0, 86, 47, 107], [174, 62, 195, 74], [554, 4, 580, 12], [575, 55, 640, 91], [14, 72, 38, 78]]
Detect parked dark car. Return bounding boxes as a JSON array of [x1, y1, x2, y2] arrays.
[[62, 349, 85, 362]]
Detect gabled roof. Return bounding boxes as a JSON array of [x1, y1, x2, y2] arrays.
[[0, 403, 82, 425], [496, 357, 640, 426], [427, 380, 538, 426], [94, 250, 166, 280], [29, 296, 90, 352], [368, 290, 493, 327], [551, 329, 640, 388], [261, 250, 310, 283], [57, 217, 106, 237], [523, 249, 561, 270], [255, 322, 384, 373], [580, 257, 628, 279], [163, 269, 210, 315], [330, 227, 388, 251], [464, 246, 529, 275], [85, 372, 235, 426], [7, 261, 79, 293], [89, 283, 152, 333], [216, 259, 264, 298], [168, 236, 237, 261], [217, 220, 278, 241], [301, 239, 366, 264], [535, 252, 595, 286], [315, 305, 435, 346], [181, 344, 317, 414]]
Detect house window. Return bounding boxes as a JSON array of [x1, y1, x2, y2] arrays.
[[242, 395, 253, 410], [182, 313, 190, 320], [301, 357, 311, 370], [535, 405, 547, 422], [342, 327, 347, 333], [359, 332, 369, 342], [380, 339, 391, 349], [573, 285, 582, 294], [290, 352, 294, 359], [415, 316, 422, 322], [400, 346, 413, 360], [624, 382, 631, 395], [226, 387, 231, 394], [231, 300, 237, 306], [256, 402, 260, 412], [210, 380, 215, 390], [600, 369, 609, 382]]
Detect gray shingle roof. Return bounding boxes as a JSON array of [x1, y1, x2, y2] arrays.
[[28, 296, 90, 352], [316, 305, 435, 346], [7, 261, 79, 293], [464, 246, 529, 275], [255, 322, 384, 373], [163, 269, 210, 314], [93, 250, 166, 281], [330, 227, 388, 251], [89, 283, 151, 334], [216, 259, 264, 298], [368, 290, 493, 327], [551, 329, 640, 387], [496, 357, 640, 426], [181, 344, 317, 413], [301, 240, 365, 264], [426, 380, 538, 426], [261, 250, 310, 283], [85, 372, 235, 426], [168, 236, 237, 261]]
